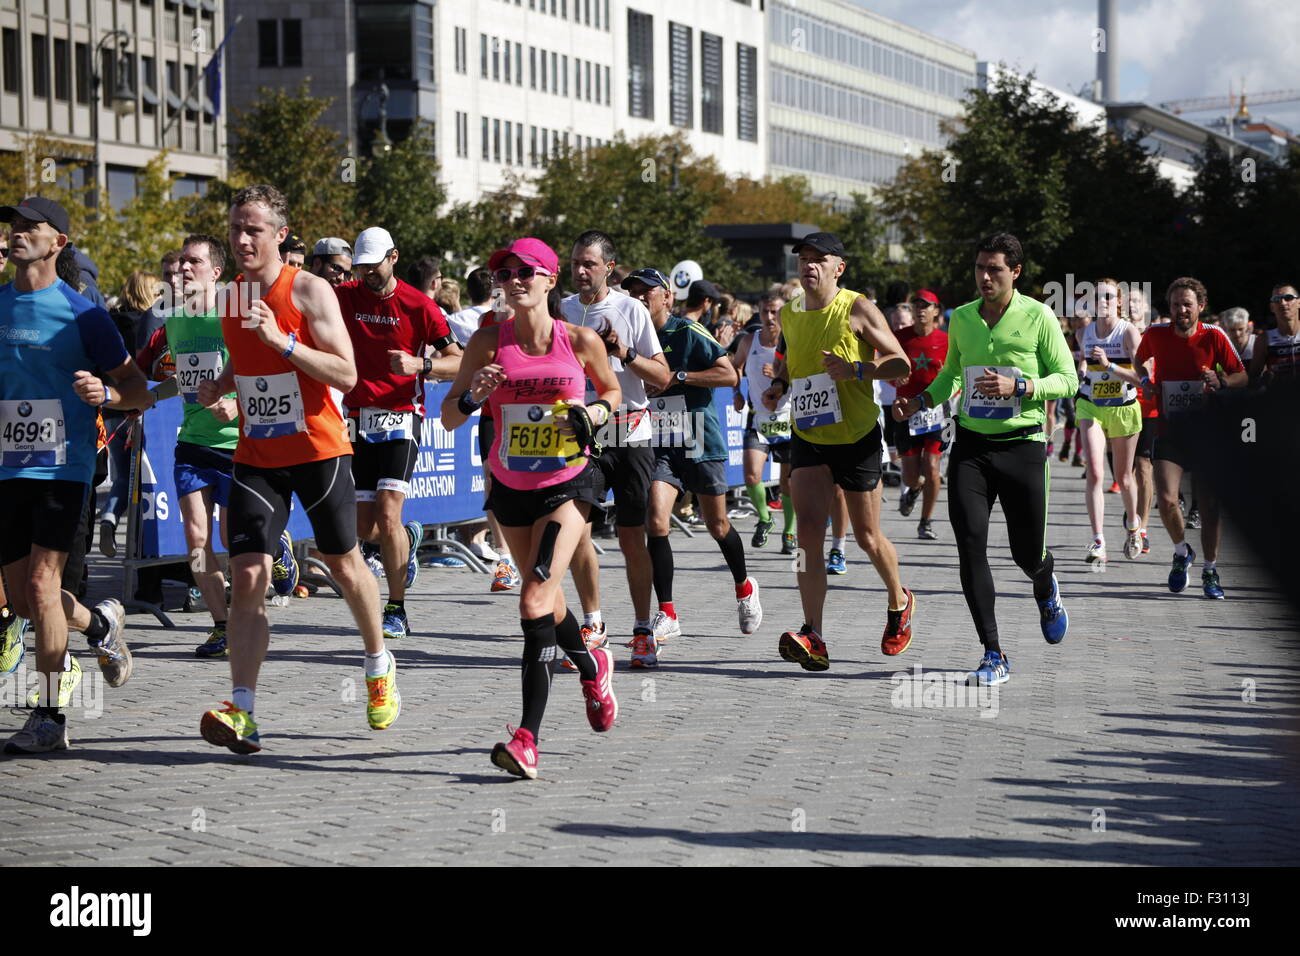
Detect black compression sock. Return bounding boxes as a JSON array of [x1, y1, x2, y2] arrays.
[[520, 614, 558, 738], [555, 609, 597, 681], [1031, 551, 1057, 603], [647, 534, 674, 604], [715, 527, 748, 586], [213, 620, 227, 631], [387, 600, 405, 611], [83, 608, 109, 644]]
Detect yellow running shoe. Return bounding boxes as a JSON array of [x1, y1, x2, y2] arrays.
[[366, 651, 401, 730], [200, 702, 261, 754], [26, 656, 83, 708], [0, 611, 26, 675]]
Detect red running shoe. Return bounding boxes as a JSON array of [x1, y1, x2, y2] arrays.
[[491, 725, 538, 779], [882, 589, 915, 656], [1106, 481, 1120, 494], [581, 646, 618, 732], [778, 625, 829, 671]]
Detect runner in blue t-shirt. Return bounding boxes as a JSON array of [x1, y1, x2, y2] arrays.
[[622, 268, 762, 669], [0, 198, 156, 755]]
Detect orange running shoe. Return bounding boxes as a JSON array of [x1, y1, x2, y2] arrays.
[[491, 558, 521, 592], [778, 625, 829, 671], [881, 589, 915, 656], [560, 621, 607, 672]]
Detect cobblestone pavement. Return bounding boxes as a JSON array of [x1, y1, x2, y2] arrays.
[[3, 462, 1297, 866]]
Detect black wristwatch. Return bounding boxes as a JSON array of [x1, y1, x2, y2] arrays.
[[675, 370, 688, 384], [623, 346, 638, 364], [422, 357, 433, 377]]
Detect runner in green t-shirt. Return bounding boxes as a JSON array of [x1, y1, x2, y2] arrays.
[[895, 233, 1078, 687], [156, 236, 242, 658], [624, 269, 761, 668]]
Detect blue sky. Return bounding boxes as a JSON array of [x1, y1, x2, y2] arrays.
[[850, 0, 1300, 131]]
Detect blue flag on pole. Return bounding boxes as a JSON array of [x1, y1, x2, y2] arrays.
[[203, 18, 240, 116]]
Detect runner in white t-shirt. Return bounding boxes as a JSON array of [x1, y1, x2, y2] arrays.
[[557, 230, 670, 663]]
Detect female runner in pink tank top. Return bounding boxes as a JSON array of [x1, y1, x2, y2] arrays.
[[440, 238, 621, 780]]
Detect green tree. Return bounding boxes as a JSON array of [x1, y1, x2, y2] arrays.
[[836, 192, 901, 296], [225, 81, 355, 243], [0, 134, 96, 241], [355, 121, 449, 265]]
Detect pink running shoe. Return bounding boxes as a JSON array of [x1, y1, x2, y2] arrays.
[[581, 646, 618, 732], [490, 725, 539, 779]]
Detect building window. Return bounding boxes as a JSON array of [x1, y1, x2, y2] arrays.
[[455, 110, 465, 157], [504, 40, 511, 83], [257, 20, 277, 68], [454, 27, 466, 74], [668, 22, 692, 128], [31, 33, 49, 99], [541, 126, 549, 162], [627, 9, 653, 119], [604, 0, 610, 31], [737, 42, 757, 142], [561, 54, 568, 96], [604, 65, 610, 105], [258, 19, 302, 68], [2, 28, 19, 95], [140, 55, 157, 115], [700, 32, 722, 134], [74, 41, 90, 104], [492, 37, 499, 80], [515, 42, 522, 86], [53, 37, 70, 102], [482, 115, 489, 159], [541, 47, 548, 91], [584, 0, 591, 26], [594, 60, 601, 104], [415, 3, 434, 83], [516, 123, 523, 163], [282, 19, 302, 68], [480, 33, 488, 78], [493, 118, 501, 162], [551, 52, 558, 93], [529, 46, 536, 89], [505, 119, 513, 164], [575, 57, 581, 99], [106, 165, 138, 211]]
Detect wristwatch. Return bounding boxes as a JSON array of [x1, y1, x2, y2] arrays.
[[675, 370, 688, 384], [623, 346, 638, 364], [422, 357, 433, 376]]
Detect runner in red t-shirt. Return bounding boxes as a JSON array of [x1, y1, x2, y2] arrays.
[[336, 227, 461, 639], [1124, 277, 1245, 599], [889, 289, 949, 539]]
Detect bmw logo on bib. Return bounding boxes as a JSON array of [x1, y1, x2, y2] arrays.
[[189, 354, 200, 367], [256, 377, 268, 392], [17, 401, 31, 417], [1180, 382, 1190, 392], [657, 398, 667, 410], [803, 378, 813, 391], [528, 405, 543, 422]]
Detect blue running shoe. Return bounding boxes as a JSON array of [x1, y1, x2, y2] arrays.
[[361, 542, 385, 579], [194, 626, 229, 658], [404, 521, 424, 589], [428, 554, 466, 568], [272, 532, 299, 597], [382, 603, 410, 639], [826, 549, 847, 575], [1168, 544, 1196, 593], [966, 650, 1011, 686], [1037, 574, 1068, 644], [1202, 568, 1225, 600]]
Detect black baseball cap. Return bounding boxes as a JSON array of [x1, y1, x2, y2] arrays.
[[688, 279, 721, 301], [279, 233, 306, 254], [0, 196, 70, 235], [620, 267, 670, 292], [792, 232, 847, 257]]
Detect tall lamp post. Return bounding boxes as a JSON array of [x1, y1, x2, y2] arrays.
[[90, 30, 136, 210], [359, 80, 393, 157]]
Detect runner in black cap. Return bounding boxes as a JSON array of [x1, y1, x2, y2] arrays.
[[762, 231, 916, 670]]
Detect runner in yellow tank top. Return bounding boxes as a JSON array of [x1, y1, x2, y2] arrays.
[[761, 232, 917, 670]]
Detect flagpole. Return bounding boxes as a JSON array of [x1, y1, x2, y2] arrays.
[[160, 13, 242, 142]]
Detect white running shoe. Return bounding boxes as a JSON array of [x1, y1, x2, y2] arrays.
[[738, 577, 762, 635], [651, 609, 681, 642], [1085, 539, 1107, 572], [4, 709, 69, 754], [1123, 528, 1142, 560]]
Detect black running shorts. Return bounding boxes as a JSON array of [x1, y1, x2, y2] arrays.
[[0, 479, 89, 565], [588, 444, 654, 527], [790, 425, 885, 493], [486, 465, 599, 528], [351, 438, 418, 500], [228, 455, 357, 556]]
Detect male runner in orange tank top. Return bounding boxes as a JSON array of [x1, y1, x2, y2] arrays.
[[193, 184, 398, 754]]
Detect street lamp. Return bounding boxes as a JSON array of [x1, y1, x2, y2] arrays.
[[360, 81, 392, 157], [90, 30, 135, 210]]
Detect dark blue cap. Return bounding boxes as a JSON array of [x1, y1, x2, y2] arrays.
[[620, 267, 670, 292]]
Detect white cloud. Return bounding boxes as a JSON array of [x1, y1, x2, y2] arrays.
[[850, 0, 1300, 126]]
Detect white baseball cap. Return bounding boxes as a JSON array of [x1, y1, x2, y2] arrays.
[[670, 259, 703, 301], [352, 227, 395, 266]]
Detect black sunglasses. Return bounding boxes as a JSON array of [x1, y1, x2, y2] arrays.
[[495, 265, 540, 282], [1271, 293, 1298, 304]]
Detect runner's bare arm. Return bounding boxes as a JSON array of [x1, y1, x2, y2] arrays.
[[848, 296, 909, 381], [760, 354, 789, 411], [731, 333, 752, 410], [439, 326, 500, 429], [686, 354, 741, 389], [73, 358, 154, 411], [1106, 325, 1146, 386], [280, 269, 358, 393]]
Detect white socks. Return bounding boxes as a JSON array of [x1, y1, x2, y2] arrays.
[[364, 649, 390, 677], [232, 686, 255, 715], [831, 536, 846, 553]]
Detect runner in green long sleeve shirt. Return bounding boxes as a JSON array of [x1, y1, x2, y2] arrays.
[[896, 233, 1075, 687]]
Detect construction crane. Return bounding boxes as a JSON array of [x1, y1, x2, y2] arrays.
[[1162, 87, 1300, 117]]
